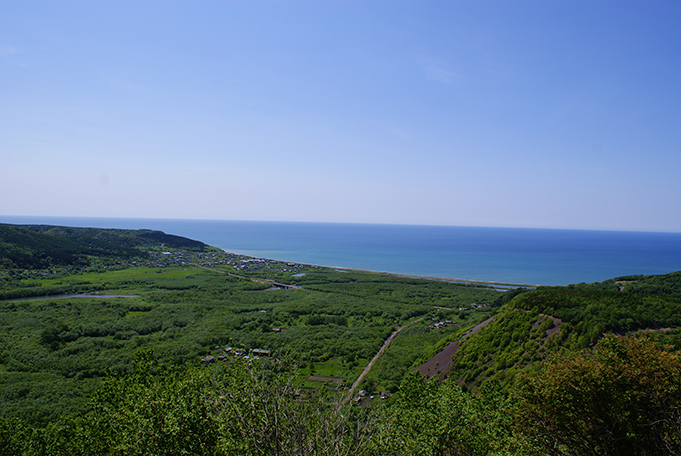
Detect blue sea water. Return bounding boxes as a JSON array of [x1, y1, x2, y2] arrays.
[[1, 216, 680, 286]]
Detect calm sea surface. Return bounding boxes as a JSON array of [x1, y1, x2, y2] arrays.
[[2, 216, 680, 286]]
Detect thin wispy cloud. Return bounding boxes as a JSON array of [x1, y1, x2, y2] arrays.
[[101, 74, 144, 93], [0, 45, 20, 57], [419, 57, 459, 84]]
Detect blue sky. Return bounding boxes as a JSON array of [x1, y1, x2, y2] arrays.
[[1, 1, 680, 232]]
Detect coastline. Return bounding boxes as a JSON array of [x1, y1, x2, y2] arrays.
[[4, 217, 680, 286], [247, 255, 540, 289], [334, 266, 539, 289]]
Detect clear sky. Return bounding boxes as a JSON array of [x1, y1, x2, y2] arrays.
[[1, 1, 680, 232]]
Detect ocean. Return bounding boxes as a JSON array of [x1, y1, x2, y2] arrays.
[[1, 216, 680, 286]]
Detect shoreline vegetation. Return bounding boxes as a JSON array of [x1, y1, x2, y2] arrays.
[[321, 265, 540, 289], [0, 255, 536, 303], [2, 222, 681, 455]]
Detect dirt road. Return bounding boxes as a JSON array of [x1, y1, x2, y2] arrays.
[[338, 317, 424, 409]]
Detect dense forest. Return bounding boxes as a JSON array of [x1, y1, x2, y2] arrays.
[[1, 223, 680, 455]]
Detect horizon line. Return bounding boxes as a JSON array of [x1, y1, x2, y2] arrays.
[[1, 214, 680, 235]]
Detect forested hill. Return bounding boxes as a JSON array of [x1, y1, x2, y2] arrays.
[[445, 270, 681, 390], [0, 223, 206, 270]]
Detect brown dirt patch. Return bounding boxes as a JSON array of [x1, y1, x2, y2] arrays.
[[308, 376, 343, 383], [417, 317, 495, 382]]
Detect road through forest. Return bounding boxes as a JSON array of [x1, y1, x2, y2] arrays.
[[339, 317, 424, 409]]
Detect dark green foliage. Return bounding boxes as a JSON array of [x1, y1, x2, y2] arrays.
[[0, 224, 137, 270], [85, 353, 220, 455], [514, 335, 681, 455], [492, 286, 531, 307], [370, 372, 534, 455], [445, 272, 681, 391], [21, 225, 206, 252], [372, 323, 460, 393], [6, 338, 680, 456], [450, 310, 560, 389], [1, 357, 382, 456], [374, 372, 492, 455], [511, 287, 681, 337], [564, 271, 681, 296], [0, 223, 204, 270], [304, 273, 500, 309], [616, 271, 681, 295]]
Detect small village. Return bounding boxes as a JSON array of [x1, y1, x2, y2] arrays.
[[147, 249, 313, 276], [6, 248, 314, 277], [200, 346, 272, 364]]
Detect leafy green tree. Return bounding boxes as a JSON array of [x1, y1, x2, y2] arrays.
[[372, 371, 496, 455], [0, 416, 29, 456], [213, 356, 379, 456], [514, 334, 681, 455], [86, 351, 220, 456], [59, 353, 378, 456]]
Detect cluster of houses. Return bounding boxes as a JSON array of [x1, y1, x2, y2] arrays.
[[429, 319, 455, 329], [4, 244, 314, 279], [354, 389, 391, 404], [427, 302, 490, 329], [229, 258, 309, 275], [15, 246, 316, 279], [201, 347, 271, 364], [147, 249, 314, 276], [464, 302, 488, 310]]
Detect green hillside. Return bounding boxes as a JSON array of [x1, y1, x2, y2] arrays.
[[0, 223, 205, 270], [434, 273, 681, 391]]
